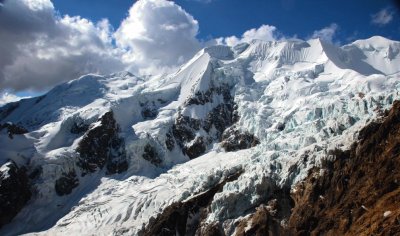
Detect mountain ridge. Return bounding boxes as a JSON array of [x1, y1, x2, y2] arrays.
[[0, 36, 399, 235]]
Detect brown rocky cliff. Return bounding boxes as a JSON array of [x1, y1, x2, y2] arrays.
[[287, 100, 400, 235]]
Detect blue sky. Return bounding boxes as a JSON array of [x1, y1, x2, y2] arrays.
[[52, 0, 400, 43], [0, 0, 400, 104]]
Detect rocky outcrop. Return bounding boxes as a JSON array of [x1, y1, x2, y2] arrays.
[[170, 84, 258, 159], [0, 122, 28, 139], [142, 144, 162, 166], [140, 101, 159, 120], [76, 111, 128, 175], [172, 115, 202, 158], [138, 169, 244, 236], [70, 120, 89, 135], [0, 161, 31, 228], [286, 100, 400, 235], [55, 171, 79, 196], [221, 126, 260, 152], [234, 190, 293, 236]]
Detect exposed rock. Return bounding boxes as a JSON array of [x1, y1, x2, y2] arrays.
[[165, 131, 175, 151], [185, 89, 214, 106], [182, 136, 206, 159], [171, 84, 250, 159], [55, 171, 79, 196], [142, 144, 162, 166], [195, 223, 225, 236], [138, 169, 244, 236], [221, 127, 260, 152], [28, 166, 42, 180], [276, 122, 285, 131], [172, 115, 203, 159], [0, 161, 31, 228], [172, 115, 201, 144], [76, 111, 128, 175], [70, 120, 89, 134], [0, 122, 28, 139], [285, 100, 400, 235], [203, 103, 235, 135], [231, 184, 293, 236], [141, 101, 158, 120]]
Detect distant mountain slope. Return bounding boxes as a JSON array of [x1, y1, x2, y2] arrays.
[[0, 36, 399, 235]]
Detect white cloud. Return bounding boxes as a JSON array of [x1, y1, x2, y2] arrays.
[[114, 0, 201, 75], [0, 0, 205, 93], [219, 25, 278, 46], [0, 0, 125, 91], [310, 23, 338, 43], [0, 92, 27, 107], [371, 8, 394, 26]]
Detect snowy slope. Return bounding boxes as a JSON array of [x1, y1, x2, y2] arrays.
[[0, 36, 399, 235]]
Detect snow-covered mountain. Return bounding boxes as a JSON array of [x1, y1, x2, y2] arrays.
[[0, 36, 399, 235]]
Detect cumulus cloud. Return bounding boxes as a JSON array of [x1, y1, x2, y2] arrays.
[[0, 0, 125, 91], [115, 0, 201, 74], [371, 8, 394, 26], [219, 25, 278, 46], [0, 92, 27, 107], [310, 23, 338, 43], [0, 0, 204, 93]]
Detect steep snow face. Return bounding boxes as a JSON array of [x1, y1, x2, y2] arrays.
[[346, 36, 400, 75], [0, 36, 400, 235]]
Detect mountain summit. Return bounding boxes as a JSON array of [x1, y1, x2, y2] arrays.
[[1, 36, 400, 235]]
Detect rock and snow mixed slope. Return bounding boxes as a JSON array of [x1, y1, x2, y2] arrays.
[[0, 36, 399, 235]]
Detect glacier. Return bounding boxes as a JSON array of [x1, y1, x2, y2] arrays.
[[0, 36, 399, 235]]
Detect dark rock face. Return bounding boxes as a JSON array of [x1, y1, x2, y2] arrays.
[[70, 120, 89, 135], [28, 166, 42, 180], [0, 161, 31, 228], [141, 101, 158, 120], [203, 103, 235, 135], [138, 169, 243, 236], [286, 100, 400, 235], [183, 136, 206, 159], [172, 116, 201, 145], [234, 188, 293, 236], [171, 114, 208, 159], [165, 131, 175, 151], [55, 171, 79, 196], [76, 111, 128, 175], [170, 84, 257, 159], [185, 89, 214, 106], [142, 144, 162, 166], [221, 127, 260, 152], [0, 123, 28, 139], [171, 115, 204, 159], [277, 122, 285, 131]]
